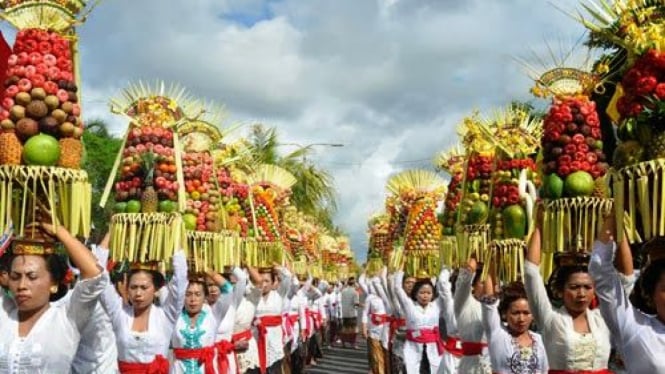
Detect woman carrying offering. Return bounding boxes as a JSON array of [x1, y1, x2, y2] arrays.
[[100, 247, 188, 373], [480, 262, 547, 374], [453, 258, 491, 374], [0, 217, 109, 372], [392, 268, 448, 374], [589, 212, 665, 373], [172, 268, 245, 374], [525, 210, 611, 373]]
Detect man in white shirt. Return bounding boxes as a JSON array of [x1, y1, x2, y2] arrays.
[[340, 277, 361, 349]]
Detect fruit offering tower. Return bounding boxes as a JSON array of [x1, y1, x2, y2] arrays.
[[177, 113, 241, 271], [455, 114, 495, 266], [528, 51, 612, 277], [481, 108, 542, 283], [102, 82, 197, 266], [212, 139, 253, 237], [386, 169, 446, 278], [336, 235, 352, 280], [434, 144, 465, 267], [367, 212, 391, 262], [481, 109, 541, 241], [0, 0, 98, 249], [244, 164, 296, 268], [575, 0, 665, 244]]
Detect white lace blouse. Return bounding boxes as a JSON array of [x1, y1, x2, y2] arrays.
[[589, 240, 665, 374], [524, 261, 611, 370], [0, 271, 109, 373], [481, 299, 548, 374]]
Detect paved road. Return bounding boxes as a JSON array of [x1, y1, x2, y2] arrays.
[[305, 340, 369, 374]]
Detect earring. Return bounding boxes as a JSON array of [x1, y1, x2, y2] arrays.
[[50, 285, 58, 294]]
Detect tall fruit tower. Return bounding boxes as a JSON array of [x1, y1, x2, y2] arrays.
[[0, 0, 98, 255]]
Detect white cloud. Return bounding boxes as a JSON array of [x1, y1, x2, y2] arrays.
[[1, 0, 589, 261]]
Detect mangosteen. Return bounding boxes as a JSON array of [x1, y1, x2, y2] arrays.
[[551, 147, 563, 156], [44, 95, 59, 110], [66, 115, 78, 125], [66, 82, 78, 92], [574, 114, 585, 125], [15, 92, 31, 106], [39, 116, 59, 135], [571, 106, 580, 115], [25, 100, 48, 119], [52, 109, 67, 123], [5, 76, 19, 86], [57, 80, 69, 89], [559, 134, 572, 144], [579, 125, 592, 136], [15, 118, 39, 140], [566, 123, 578, 133], [67, 91, 78, 103], [10, 105, 26, 121]]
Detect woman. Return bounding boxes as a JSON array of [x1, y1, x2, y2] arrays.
[[0, 219, 108, 372], [525, 223, 611, 372], [234, 282, 260, 373], [393, 268, 448, 374], [212, 268, 247, 374], [436, 266, 461, 374], [171, 269, 242, 374], [100, 248, 187, 373], [480, 271, 547, 374], [453, 258, 491, 374], [589, 213, 665, 373]]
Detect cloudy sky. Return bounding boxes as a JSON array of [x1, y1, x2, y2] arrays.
[[3, 0, 588, 261]]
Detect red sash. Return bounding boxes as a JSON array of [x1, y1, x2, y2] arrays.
[[255, 315, 283, 374], [215, 340, 235, 374], [548, 370, 613, 374], [231, 329, 253, 374], [307, 309, 323, 330], [445, 336, 463, 357], [370, 313, 390, 325], [406, 327, 445, 355], [283, 313, 299, 339], [173, 346, 215, 374], [389, 317, 406, 343], [118, 354, 169, 374], [461, 341, 487, 356]]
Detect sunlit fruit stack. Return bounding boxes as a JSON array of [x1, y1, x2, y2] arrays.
[[574, 0, 665, 244], [481, 109, 542, 240], [113, 102, 179, 214], [0, 29, 82, 168], [386, 169, 446, 277], [434, 145, 465, 235], [457, 114, 495, 226]]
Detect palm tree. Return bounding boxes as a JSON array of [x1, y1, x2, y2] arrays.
[[246, 124, 339, 230]]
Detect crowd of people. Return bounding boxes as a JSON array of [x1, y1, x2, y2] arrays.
[[0, 207, 664, 374]]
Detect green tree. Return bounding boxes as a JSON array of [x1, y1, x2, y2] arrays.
[[82, 119, 122, 238], [246, 124, 339, 230]]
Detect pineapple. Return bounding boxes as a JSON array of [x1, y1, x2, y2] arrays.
[[593, 175, 610, 199], [0, 130, 23, 165], [57, 138, 83, 169], [140, 151, 158, 213], [648, 130, 665, 160]]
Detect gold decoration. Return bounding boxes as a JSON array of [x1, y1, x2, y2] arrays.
[[186, 230, 240, 272], [611, 160, 665, 245], [109, 213, 185, 264], [0, 165, 91, 239]]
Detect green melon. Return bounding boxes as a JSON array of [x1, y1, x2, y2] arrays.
[[22, 133, 60, 166]]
